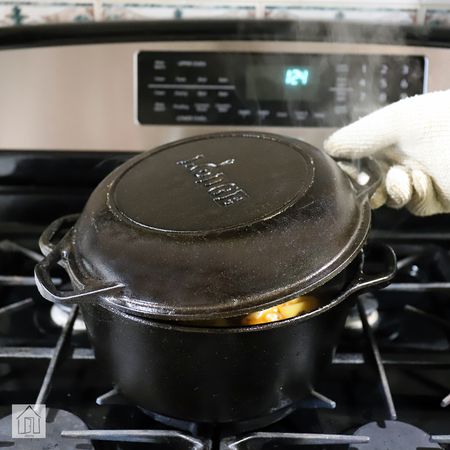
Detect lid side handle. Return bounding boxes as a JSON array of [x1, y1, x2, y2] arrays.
[[34, 235, 123, 305], [336, 157, 383, 200], [39, 213, 80, 256]]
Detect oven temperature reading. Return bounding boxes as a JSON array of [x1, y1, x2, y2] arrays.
[[284, 68, 310, 86]]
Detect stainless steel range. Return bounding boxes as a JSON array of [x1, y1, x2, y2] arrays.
[[0, 20, 450, 450]]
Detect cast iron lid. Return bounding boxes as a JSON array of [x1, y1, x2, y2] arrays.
[[71, 132, 371, 320]]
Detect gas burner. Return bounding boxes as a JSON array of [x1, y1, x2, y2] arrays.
[[351, 421, 442, 449], [141, 404, 296, 435], [50, 304, 86, 332], [0, 408, 92, 449], [97, 387, 336, 436], [345, 294, 380, 332]]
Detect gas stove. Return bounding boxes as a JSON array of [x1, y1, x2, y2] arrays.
[[2, 19, 450, 450], [0, 151, 449, 449]]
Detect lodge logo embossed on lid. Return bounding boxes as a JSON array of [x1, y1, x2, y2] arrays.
[[109, 132, 315, 234], [176, 154, 249, 207]]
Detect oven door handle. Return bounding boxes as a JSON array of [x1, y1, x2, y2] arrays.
[[34, 235, 123, 305]]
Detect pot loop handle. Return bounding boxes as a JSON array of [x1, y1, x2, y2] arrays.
[[35, 227, 123, 306], [336, 157, 383, 200], [344, 243, 397, 298]]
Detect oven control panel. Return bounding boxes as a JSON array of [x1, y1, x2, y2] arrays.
[[136, 52, 426, 127]]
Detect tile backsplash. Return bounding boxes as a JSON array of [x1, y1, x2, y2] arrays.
[[0, 2, 93, 25], [100, 3, 256, 22], [0, 1, 449, 27]]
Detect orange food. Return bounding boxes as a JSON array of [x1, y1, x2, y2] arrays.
[[242, 296, 319, 325]]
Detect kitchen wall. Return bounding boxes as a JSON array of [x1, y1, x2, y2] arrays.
[[0, 0, 449, 27]]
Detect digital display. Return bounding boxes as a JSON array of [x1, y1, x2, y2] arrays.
[[284, 67, 310, 86], [137, 51, 426, 126], [245, 65, 319, 101]]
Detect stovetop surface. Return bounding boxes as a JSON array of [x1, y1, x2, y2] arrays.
[[0, 152, 450, 449]]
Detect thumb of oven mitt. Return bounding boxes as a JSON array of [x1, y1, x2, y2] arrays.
[[323, 90, 450, 216]]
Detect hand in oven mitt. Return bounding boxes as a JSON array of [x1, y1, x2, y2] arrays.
[[324, 90, 450, 216]]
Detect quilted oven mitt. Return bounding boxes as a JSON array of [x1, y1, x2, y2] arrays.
[[324, 90, 450, 216]]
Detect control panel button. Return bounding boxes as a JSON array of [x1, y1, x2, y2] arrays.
[[275, 111, 288, 119], [215, 103, 232, 113], [153, 60, 166, 70], [380, 63, 389, 75], [173, 104, 190, 111], [334, 105, 348, 115], [153, 102, 166, 112], [336, 63, 349, 73], [238, 109, 252, 118], [194, 103, 210, 113], [294, 111, 309, 121], [378, 92, 388, 103]]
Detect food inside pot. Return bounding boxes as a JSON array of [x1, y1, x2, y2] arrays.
[[241, 296, 319, 325], [177, 294, 322, 328]]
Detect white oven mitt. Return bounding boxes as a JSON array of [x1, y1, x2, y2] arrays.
[[324, 90, 450, 216]]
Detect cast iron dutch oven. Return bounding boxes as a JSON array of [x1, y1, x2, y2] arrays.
[[34, 132, 396, 426]]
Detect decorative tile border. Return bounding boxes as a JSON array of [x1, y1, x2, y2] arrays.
[[101, 3, 256, 21], [1, 1, 450, 27], [425, 8, 450, 27], [264, 5, 418, 25], [0, 1, 93, 25]]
